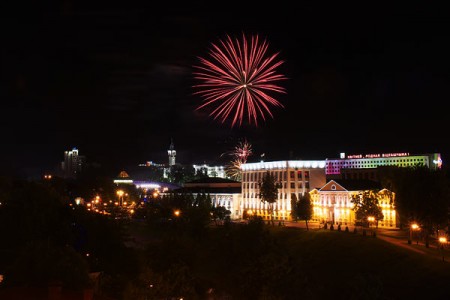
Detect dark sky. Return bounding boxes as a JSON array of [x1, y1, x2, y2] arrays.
[[2, 2, 450, 177]]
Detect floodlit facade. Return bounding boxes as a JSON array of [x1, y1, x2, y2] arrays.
[[240, 160, 327, 221], [61, 147, 85, 179], [310, 179, 397, 228], [181, 178, 241, 219], [168, 138, 176, 166], [326, 152, 442, 180], [193, 164, 227, 178]]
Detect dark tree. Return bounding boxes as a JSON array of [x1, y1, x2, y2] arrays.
[[212, 206, 231, 225], [166, 165, 196, 185], [351, 190, 384, 228], [379, 165, 450, 246], [259, 171, 279, 226], [290, 193, 299, 221], [297, 193, 313, 231]]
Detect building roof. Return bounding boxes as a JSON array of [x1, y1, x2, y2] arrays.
[[180, 177, 241, 194], [185, 177, 240, 184], [175, 186, 241, 194]]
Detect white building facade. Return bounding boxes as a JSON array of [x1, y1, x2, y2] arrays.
[[240, 160, 327, 221]]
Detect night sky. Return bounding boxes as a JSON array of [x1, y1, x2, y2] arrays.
[[2, 2, 450, 177]]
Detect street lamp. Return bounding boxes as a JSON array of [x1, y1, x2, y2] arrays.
[[367, 216, 375, 236], [116, 190, 124, 206], [409, 222, 418, 245], [411, 223, 420, 245], [439, 236, 447, 262]]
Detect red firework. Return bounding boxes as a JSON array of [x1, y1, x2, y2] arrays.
[[193, 33, 287, 127], [234, 139, 253, 161]]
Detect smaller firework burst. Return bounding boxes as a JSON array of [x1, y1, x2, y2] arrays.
[[225, 139, 253, 180]]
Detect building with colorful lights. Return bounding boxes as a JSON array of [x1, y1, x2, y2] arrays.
[[240, 152, 440, 224], [326, 152, 442, 180], [310, 179, 397, 228], [113, 150, 441, 224]]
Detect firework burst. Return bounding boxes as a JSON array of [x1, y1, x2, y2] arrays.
[[193, 33, 287, 127], [233, 139, 253, 161], [224, 139, 253, 180]]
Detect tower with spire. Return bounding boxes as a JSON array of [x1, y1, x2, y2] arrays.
[[168, 138, 176, 166]]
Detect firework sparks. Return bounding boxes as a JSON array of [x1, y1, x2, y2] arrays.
[[193, 33, 287, 127], [225, 139, 253, 180], [234, 139, 253, 161], [226, 158, 244, 181]]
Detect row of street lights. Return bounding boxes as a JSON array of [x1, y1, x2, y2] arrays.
[[407, 222, 448, 262]]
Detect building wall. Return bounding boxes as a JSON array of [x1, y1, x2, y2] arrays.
[[62, 148, 85, 179], [209, 193, 241, 220], [325, 152, 442, 176], [310, 185, 397, 229], [240, 160, 327, 221], [193, 164, 227, 178]]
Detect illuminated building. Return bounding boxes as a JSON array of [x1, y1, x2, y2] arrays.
[[61, 147, 85, 179], [239, 151, 440, 223], [193, 164, 227, 178], [163, 138, 177, 179], [179, 177, 241, 219], [168, 138, 176, 166], [310, 179, 397, 228], [326, 152, 442, 180], [240, 160, 327, 221]]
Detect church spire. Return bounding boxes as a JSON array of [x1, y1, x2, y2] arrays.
[[168, 138, 176, 166]]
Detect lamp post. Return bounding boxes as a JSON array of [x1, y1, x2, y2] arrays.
[[439, 236, 447, 262], [116, 190, 124, 206], [408, 222, 419, 245], [411, 223, 419, 245], [367, 216, 375, 236]]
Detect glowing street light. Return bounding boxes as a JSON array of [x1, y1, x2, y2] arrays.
[[411, 223, 420, 245], [116, 190, 124, 206], [408, 222, 419, 245], [439, 236, 447, 261], [367, 216, 375, 237], [174, 210, 181, 217]]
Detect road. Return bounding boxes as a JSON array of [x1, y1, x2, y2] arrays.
[[284, 220, 449, 262]]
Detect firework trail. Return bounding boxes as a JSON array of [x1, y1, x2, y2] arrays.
[[193, 33, 287, 127]]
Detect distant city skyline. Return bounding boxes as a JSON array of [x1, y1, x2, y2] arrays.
[[3, 3, 450, 178]]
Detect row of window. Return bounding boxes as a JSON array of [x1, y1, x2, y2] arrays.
[[243, 192, 307, 199], [242, 170, 310, 182], [242, 181, 310, 189], [326, 160, 427, 172], [328, 158, 426, 166]]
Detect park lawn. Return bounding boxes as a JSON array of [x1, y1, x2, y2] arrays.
[[130, 221, 450, 299], [265, 227, 450, 299]]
